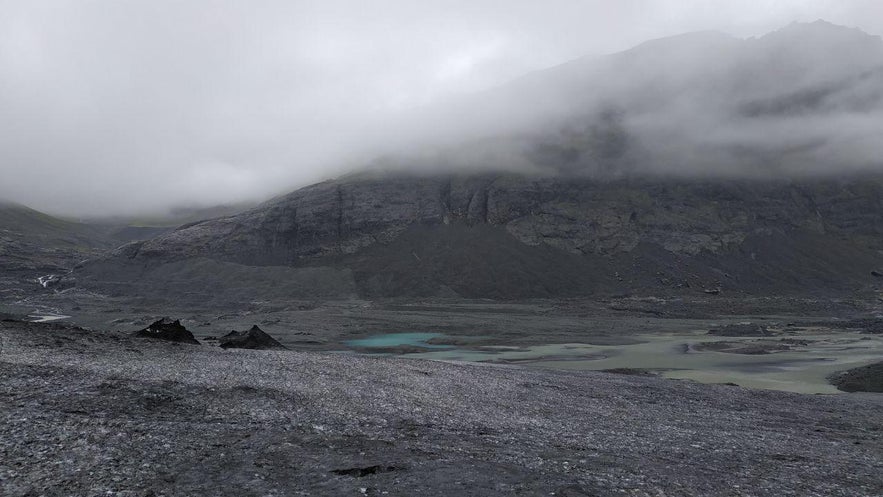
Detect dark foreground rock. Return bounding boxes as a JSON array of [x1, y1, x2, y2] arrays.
[[133, 317, 199, 345], [219, 325, 286, 350], [830, 361, 883, 392], [1, 320, 881, 496]]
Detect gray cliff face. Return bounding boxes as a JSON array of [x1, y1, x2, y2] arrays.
[[128, 175, 489, 264], [81, 173, 883, 299], [127, 173, 882, 261]]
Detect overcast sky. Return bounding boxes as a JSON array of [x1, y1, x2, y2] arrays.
[[1, 0, 882, 217]]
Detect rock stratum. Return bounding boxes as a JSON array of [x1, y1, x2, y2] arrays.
[[78, 173, 883, 300]]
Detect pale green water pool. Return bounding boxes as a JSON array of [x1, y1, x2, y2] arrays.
[[396, 331, 883, 394], [346, 332, 453, 349]]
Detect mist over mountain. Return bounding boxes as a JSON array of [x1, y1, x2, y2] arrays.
[[380, 20, 883, 178], [61, 21, 883, 302], [3, 15, 883, 216]]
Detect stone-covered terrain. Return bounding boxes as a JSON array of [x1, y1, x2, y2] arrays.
[[1, 319, 882, 496]]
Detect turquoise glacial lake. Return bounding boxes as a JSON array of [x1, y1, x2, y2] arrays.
[[346, 332, 452, 349]]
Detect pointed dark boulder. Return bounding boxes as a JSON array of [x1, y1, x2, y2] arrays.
[[219, 325, 287, 350], [133, 317, 200, 345]]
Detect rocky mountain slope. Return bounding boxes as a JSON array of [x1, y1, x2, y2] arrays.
[[0, 201, 169, 274], [77, 173, 883, 300], [0, 201, 109, 273]]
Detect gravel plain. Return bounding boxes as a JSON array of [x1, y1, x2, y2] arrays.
[[1, 319, 882, 497]]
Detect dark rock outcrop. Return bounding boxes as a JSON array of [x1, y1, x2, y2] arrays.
[[219, 325, 286, 350], [36, 274, 76, 290], [829, 361, 883, 392], [133, 318, 199, 345]]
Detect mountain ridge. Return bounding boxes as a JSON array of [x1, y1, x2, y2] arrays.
[[78, 172, 883, 300]]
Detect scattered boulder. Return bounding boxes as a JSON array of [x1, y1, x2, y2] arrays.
[[36, 274, 60, 288], [829, 361, 883, 392], [36, 274, 76, 290], [133, 318, 200, 345], [707, 323, 772, 337], [219, 325, 286, 350]]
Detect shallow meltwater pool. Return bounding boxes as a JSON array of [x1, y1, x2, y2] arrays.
[[345, 332, 453, 349], [347, 330, 883, 394]]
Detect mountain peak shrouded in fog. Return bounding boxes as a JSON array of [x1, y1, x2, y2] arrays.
[[379, 20, 883, 180], [2, 3, 883, 216], [767, 18, 881, 40]]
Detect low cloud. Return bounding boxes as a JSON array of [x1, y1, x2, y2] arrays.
[[1, 1, 882, 216]]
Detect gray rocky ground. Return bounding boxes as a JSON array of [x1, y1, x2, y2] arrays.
[[1, 319, 881, 496], [830, 361, 883, 392]]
